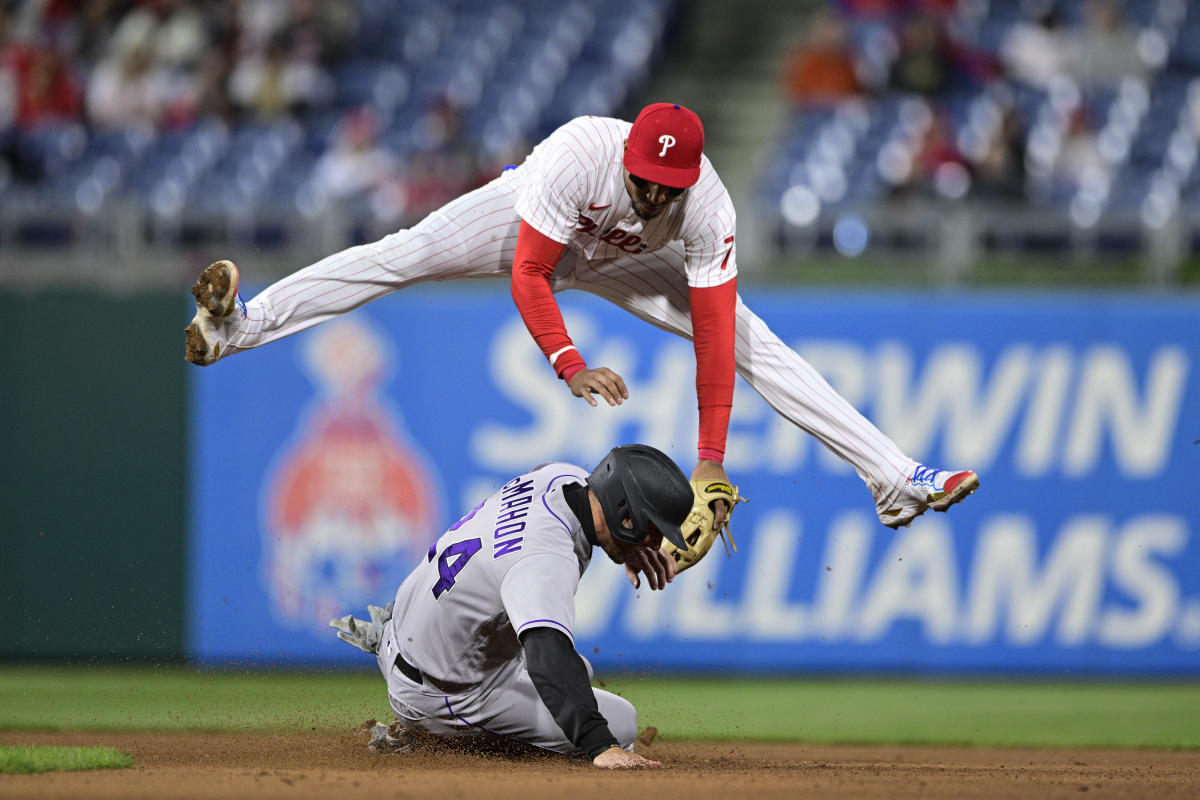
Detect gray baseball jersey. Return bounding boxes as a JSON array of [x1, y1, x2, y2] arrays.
[[373, 462, 637, 754], [388, 462, 591, 685]]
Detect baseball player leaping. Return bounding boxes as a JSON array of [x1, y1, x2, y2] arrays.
[[330, 444, 691, 768], [185, 102, 978, 533]]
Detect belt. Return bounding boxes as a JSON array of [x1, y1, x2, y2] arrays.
[[393, 651, 424, 685], [393, 652, 474, 694]]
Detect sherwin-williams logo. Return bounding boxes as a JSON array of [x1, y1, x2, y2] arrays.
[[261, 318, 441, 637]]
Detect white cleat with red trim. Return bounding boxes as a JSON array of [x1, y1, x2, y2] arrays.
[[879, 465, 980, 529]]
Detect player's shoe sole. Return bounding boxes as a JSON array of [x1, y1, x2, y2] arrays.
[[184, 260, 240, 366], [928, 470, 979, 512], [880, 469, 979, 529]]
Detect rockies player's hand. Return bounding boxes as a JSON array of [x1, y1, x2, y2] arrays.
[[691, 459, 731, 529], [568, 367, 629, 407], [624, 546, 676, 591], [592, 746, 661, 769]]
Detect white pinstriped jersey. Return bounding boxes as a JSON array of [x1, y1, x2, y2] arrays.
[[502, 115, 738, 289], [387, 463, 594, 687], [224, 116, 924, 525]]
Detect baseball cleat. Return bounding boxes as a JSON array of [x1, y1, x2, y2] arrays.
[[879, 466, 979, 529], [367, 721, 412, 754], [184, 260, 241, 366]]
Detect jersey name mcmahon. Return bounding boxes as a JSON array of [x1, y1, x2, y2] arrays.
[[387, 463, 594, 687], [502, 115, 738, 289]]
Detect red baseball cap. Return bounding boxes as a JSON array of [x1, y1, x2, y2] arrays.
[[623, 102, 705, 189]]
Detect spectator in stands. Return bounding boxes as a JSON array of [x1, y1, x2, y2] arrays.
[[1064, 0, 1146, 89], [58, 0, 122, 70], [781, 10, 862, 109], [107, 0, 207, 73], [13, 46, 82, 127], [1053, 107, 1106, 191], [290, 0, 358, 66], [192, 49, 236, 122], [234, 0, 293, 52], [1000, 3, 1069, 90], [887, 14, 956, 97], [882, 106, 967, 199], [391, 94, 492, 221], [86, 38, 170, 129], [969, 106, 1028, 202], [0, 0, 82, 130], [910, 110, 967, 197], [0, 5, 15, 129], [228, 29, 329, 119], [314, 106, 398, 202]]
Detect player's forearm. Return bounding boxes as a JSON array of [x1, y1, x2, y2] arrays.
[[690, 281, 737, 462], [510, 221, 586, 382], [520, 628, 618, 758]]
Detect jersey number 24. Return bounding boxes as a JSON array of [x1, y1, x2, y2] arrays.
[[431, 498, 487, 598]]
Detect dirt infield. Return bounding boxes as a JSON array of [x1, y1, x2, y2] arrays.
[[2, 730, 1198, 799]]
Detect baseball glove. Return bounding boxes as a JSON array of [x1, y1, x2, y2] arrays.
[[663, 480, 747, 573]]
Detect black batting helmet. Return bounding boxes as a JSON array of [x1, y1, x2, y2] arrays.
[[586, 444, 693, 550]]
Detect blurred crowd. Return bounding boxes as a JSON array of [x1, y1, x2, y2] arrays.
[[778, 0, 1193, 209], [0, 0, 498, 227], [0, 0, 357, 131]]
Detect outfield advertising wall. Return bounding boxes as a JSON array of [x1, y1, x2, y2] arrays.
[[190, 288, 1199, 674]]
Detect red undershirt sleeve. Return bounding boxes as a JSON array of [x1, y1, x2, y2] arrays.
[[510, 221, 586, 383], [690, 281, 737, 463]]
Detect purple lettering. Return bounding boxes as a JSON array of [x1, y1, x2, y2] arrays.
[[494, 521, 526, 538], [494, 537, 524, 558], [495, 507, 528, 524], [502, 479, 535, 498], [499, 494, 533, 511]]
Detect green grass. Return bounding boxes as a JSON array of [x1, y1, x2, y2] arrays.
[[2, 666, 1198, 748], [0, 745, 133, 774], [0, 666, 390, 733], [608, 677, 1200, 748]]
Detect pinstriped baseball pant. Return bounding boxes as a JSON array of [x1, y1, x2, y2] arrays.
[[222, 176, 918, 514]]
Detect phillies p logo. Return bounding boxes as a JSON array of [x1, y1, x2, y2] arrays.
[[657, 134, 676, 157]]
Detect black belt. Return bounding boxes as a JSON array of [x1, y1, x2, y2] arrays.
[[393, 652, 424, 685], [393, 652, 474, 694]]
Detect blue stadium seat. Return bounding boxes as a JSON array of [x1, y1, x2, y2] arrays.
[[258, 154, 318, 214], [16, 123, 88, 181]]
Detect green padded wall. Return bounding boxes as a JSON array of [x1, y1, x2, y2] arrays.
[[1, 288, 185, 659]]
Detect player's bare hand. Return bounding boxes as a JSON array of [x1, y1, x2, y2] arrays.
[[593, 747, 661, 769], [568, 367, 629, 408], [624, 546, 676, 591], [691, 459, 731, 529]]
